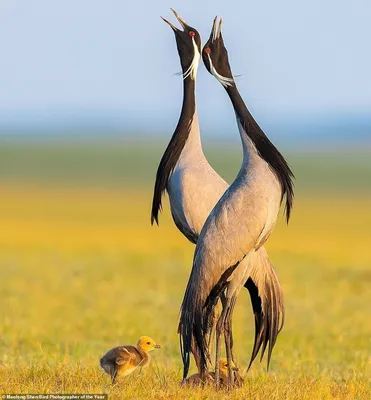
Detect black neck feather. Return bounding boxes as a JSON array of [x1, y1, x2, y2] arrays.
[[151, 77, 196, 225], [226, 85, 294, 222]]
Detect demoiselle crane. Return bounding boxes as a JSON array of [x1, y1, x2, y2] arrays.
[[178, 17, 294, 388], [151, 10, 286, 384]]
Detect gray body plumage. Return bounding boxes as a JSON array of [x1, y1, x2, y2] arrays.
[[168, 113, 281, 302], [163, 110, 284, 373], [167, 114, 228, 241], [166, 114, 274, 290], [152, 11, 287, 383], [191, 126, 281, 300]]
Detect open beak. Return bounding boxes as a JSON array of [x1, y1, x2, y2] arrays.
[[210, 16, 223, 42], [154, 344, 161, 349], [161, 9, 189, 32]]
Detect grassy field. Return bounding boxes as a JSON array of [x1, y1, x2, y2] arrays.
[[0, 141, 370, 399]]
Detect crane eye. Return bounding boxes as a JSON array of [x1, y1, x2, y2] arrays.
[[147, 342, 151, 345], [205, 47, 211, 54], [189, 31, 195, 37]]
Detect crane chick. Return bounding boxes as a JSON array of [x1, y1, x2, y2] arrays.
[[184, 358, 243, 388], [100, 336, 161, 383]]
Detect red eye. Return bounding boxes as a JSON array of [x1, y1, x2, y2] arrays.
[[205, 47, 211, 54], [189, 31, 195, 37]]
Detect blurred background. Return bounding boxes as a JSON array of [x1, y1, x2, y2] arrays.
[[0, 0, 370, 395], [1, 0, 371, 141]]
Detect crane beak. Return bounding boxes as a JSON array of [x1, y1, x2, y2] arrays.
[[161, 9, 190, 32], [210, 16, 223, 42], [161, 16, 178, 32], [170, 8, 188, 29], [154, 344, 161, 349]]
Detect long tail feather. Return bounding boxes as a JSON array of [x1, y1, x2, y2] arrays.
[[244, 247, 285, 370]]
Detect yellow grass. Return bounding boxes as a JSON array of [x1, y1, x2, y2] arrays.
[[0, 184, 370, 399]]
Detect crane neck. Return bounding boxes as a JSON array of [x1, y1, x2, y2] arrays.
[[224, 82, 294, 221], [173, 76, 203, 163], [182, 76, 196, 113], [225, 84, 267, 160], [150, 71, 203, 226]]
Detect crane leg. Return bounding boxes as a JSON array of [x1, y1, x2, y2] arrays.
[[206, 301, 220, 356], [228, 297, 237, 363], [224, 299, 235, 390], [225, 296, 244, 388], [191, 336, 202, 376], [215, 296, 229, 390]]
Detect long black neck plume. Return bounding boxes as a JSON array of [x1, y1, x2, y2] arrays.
[[226, 84, 294, 222], [151, 77, 196, 225]]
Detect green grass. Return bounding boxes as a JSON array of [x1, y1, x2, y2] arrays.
[[0, 141, 370, 398], [0, 140, 370, 193]]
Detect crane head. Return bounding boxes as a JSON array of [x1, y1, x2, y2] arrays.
[[161, 9, 201, 80], [202, 17, 234, 88]]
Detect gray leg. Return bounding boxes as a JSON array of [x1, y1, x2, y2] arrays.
[[206, 304, 219, 355], [215, 296, 229, 390], [227, 297, 244, 387], [228, 297, 237, 363], [191, 336, 202, 375], [214, 315, 222, 389], [225, 297, 243, 388], [224, 301, 235, 390]]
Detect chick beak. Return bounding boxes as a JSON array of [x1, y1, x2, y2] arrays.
[[232, 366, 239, 372], [154, 344, 161, 349]]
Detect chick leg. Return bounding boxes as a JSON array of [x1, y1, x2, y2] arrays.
[[111, 368, 118, 384]]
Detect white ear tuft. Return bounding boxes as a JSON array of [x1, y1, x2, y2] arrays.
[[207, 54, 234, 88], [182, 37, 200, 80]]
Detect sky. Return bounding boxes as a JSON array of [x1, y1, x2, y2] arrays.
[[0, 0, 370, 138]]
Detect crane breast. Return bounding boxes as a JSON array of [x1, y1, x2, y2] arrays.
[[168, 166, 227, 240]]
